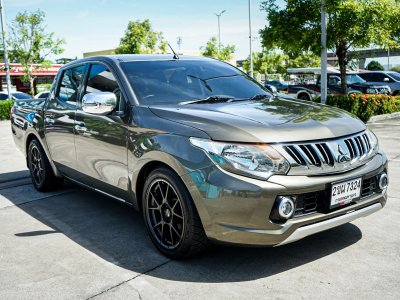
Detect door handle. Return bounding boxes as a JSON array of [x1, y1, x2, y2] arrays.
[[45, 117, 55, 125]]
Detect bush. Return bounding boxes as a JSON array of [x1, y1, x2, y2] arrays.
[[367, 60, 384, 71], [0, 100, 14, 120], [314, 94, 400, 122]]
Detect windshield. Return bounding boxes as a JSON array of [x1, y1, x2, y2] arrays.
[[12, 92, 32, 100], [121, 60, 270, 105], [346, 74, 365, 84]]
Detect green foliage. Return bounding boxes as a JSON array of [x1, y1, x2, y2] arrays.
[[200, 37, 235, 61], [8, 10, 65, 95], [390, 66, 400, 72], [367, 60, 384, 71], [314, 94, 400, 122], [260, 0, 400, 92], [243, 50, 319, 77], [115, 19, 167, 54], [0, 100, 14, 120]]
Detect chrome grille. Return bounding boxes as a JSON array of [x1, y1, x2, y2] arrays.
[[274, 131, 376, 175]]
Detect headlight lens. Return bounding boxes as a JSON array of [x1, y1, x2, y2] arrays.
[[190, 137, 290, 180], [366, 128, 379, 153]]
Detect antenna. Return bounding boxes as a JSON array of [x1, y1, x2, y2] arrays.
[[168, 43, 179, 60]]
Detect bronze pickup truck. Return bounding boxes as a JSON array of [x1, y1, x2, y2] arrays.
[[11, 55, 389, 258]]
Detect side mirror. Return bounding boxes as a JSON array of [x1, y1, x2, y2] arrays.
[[82, 92, 117, 115], [384, 77, 390, 82]]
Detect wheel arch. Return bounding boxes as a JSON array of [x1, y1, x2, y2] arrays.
[[25, 131, 62, 178]]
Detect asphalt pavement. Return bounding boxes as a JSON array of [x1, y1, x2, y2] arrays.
[[0, 119, 399, 300]]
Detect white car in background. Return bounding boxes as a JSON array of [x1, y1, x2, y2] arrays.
[[34, 91, 51, 99]]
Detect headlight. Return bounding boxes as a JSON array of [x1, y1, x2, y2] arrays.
[[366, 128, 379, 153], [190, 137, 290, 180]]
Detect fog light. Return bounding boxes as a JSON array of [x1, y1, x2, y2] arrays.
[[278, 196, 295, 219], [378, 173, 388, 190]]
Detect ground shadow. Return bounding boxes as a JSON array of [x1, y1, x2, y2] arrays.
[[1, 171, 363, 283]]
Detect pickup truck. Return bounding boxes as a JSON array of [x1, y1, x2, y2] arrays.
[[11, 55, 389, 259], [287, 68, 391, 101]]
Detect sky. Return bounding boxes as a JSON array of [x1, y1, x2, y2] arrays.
[[4, 0, 272, 60]]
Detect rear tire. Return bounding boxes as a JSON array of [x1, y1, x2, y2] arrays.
[[142, 167, 209, 259], [28, 139, 64, 192]]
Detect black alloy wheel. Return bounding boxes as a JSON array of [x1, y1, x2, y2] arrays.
[[142, 167, 209, 259], [28, 139, 64, 191], [146, 179, 185, 249]]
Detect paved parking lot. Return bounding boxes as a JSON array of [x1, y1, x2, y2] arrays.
[[0, 118, 399, 300]]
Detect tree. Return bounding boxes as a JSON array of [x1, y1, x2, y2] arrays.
[[260, 0, 400, 93], [243, 50, 320, 77], [115, 19, 167, 54], [367, 60, 384, 71], [200, 37, 235, 61], [8, 10, 65, 95]]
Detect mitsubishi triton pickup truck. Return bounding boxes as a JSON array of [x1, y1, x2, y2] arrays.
[[10, 55, 389, 259]]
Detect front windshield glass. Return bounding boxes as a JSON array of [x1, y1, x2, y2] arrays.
[[121, 60, 270, 105], [346, 74, 366, 84]]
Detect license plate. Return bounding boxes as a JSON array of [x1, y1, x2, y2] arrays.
[[330, 178, 362, 208]]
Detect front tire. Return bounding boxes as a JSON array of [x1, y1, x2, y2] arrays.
[[142, 167, 209, 259], [28, 139, 64, 192]]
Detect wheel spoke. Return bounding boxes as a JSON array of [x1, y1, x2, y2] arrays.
[[173, 212, 183, 219], [169, 224, 174, 245]]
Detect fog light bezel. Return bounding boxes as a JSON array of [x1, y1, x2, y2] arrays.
[[270, 196, 296, 223], [378, 173, 388, 190]]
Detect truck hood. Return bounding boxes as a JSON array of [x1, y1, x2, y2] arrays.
[[149, 97, 365, 143]]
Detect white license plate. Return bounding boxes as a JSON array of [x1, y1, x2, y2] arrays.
[[330, 178, 362, 208]]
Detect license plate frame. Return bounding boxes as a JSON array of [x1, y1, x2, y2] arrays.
[[330, 177, 362, 209]]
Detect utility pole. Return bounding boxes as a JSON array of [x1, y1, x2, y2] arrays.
[[388, 48, 390, 70], [177, 36, 182, 50], [0, 0, 11, 100], [214, 10, 226, 53], [320, 0, 327, 104], [248, 0, 253, 78]]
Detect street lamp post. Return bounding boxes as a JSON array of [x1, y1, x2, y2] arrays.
[[214, 10, 226, 53], [0, 0, 12, 100], [248, 0, 253, 78], [320, 0, 327, 104]]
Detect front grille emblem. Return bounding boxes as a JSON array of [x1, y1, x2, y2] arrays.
[[337, 145, 351, 163]]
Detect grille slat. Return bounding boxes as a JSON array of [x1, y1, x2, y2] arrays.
[[280, 132, 374, 171]]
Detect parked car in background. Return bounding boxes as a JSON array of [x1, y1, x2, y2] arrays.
[[358, 71, 400, 96], [0, 91, 33, 101], [11, 55, 388, 259], [287, 68, 391, 101], [264, 83, 278, 94], [265, 80, 288, 92], [35, 91, 51, 99]]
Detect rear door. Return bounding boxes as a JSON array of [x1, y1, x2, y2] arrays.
[[74, 63, 129, 199], [44, 64, 86, 177]]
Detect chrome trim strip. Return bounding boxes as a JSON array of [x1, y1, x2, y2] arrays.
[[276, 203, 382, 246]]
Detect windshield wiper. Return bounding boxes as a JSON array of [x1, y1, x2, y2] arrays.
[[249, 94, 272, 101], [180, 96, 236, 105]]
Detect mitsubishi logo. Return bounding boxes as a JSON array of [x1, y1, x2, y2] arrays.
[[337, 145, 351, 163]]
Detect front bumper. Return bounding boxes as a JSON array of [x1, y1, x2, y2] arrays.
[[181, 152, 388, 246]]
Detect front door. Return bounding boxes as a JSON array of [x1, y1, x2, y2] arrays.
[[74, 63, 129, 199]]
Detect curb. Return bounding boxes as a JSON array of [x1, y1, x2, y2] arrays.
[[368, 112, 400, 123]]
